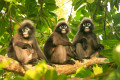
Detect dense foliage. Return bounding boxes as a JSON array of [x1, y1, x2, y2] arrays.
[[0, 0, 120, 80]]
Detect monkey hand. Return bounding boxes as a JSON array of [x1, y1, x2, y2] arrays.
[[66, 60, 75, 64], [48, 63, 56, 67], [24, 44, 32, 49], [79, 59, 84, 63], [82, 43, 87, 50], [67, 42, 73, 46], [80, 38, 87, 50], [98, 44, 104, 51]]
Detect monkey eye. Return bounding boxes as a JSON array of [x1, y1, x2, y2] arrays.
[[87, 23, 91, 26], [83, 23, 86, 26], [64, 25, 67, 29], [59, 26, 62, 29], [25, 27, 30, 31]]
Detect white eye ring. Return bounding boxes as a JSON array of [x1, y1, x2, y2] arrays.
[[87, 23, 91, 26], [83, 23, 86, 26], [25, 27, 30, 31], [59, 26, 62, 29], [64, 26, 67, 29]]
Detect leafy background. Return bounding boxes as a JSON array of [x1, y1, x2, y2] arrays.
[[0, 0, 120, 80]]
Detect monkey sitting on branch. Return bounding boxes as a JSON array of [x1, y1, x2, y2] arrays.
[[7, 20, 53, 66], [44, 21, 77, 64], [73, 17, 104, 62]]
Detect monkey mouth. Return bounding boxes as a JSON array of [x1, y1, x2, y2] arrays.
[[61, 29, 66, 34], [85, 27, 90, 32], [23, 33, 29, 38]]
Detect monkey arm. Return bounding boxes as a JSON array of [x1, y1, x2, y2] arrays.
[[52, 35, 72, 46], [13, 45, 31, 64], [97, 44, 104, 51], [73, 33, 84, 46], [66, 46, 77, 58], [73, 36, 87, 50], [33, 38, 55, 67], [15, 42, 31, 49], [79, 38, 87, 50], [33, 38, 49, 62], [91, 33, 104, 51]]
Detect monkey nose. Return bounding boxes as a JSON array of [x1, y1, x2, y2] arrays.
[[62, 29, 65, 31], [61, 29, 66, 33], [85, 27, 89, 29]]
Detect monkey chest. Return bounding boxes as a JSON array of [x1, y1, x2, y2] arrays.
[[21, 39, 34, 54], [83, 36, 92, 43], [22, 39, 33, 47]]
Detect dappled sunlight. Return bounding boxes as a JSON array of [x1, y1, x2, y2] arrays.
[[54, 0, 76, 21], [116, 44, 120, 53]]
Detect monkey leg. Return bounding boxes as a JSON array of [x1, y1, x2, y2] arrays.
[[66, 46, 77, 58], [14, 46, 33, 64], [90, 51, 100, 58], [51, 45, 67, 64], [76, 43, 86, 62]]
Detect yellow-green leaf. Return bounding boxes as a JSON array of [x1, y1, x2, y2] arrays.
[[87, 0, 94, 3], [93, 64, 103, 75]]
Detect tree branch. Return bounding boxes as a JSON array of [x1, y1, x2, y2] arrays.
[[8, 4, 14, 36], [104, 3, 107, 40], [92, 0, 99, 20], [0, 55, 109, 76], [0, 55, 25, 76]]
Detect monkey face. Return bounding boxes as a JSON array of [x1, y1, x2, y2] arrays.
[[22, 27, 31, 38], [81, 21, 93, 33], [54, 21, 70, 34], [59, 25, 68, 34], [57, 24, 68, 34]]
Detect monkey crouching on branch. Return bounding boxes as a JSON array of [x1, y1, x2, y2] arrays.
[[44, 21, 77, 64], [73, 17, 104, 62], [7, 20, 52, 66]]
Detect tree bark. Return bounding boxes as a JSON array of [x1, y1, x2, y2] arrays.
[[0, 55, 109, 76]]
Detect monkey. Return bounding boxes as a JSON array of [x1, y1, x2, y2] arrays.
[[73, 17, 104, 62], [7, 20, 52, 65], [44, 21, 76, 64]]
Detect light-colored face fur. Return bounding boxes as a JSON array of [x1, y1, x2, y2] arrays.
[[83, 22, 91, 32], [59, 25, 68, 34], [22, 27, 30, 38]]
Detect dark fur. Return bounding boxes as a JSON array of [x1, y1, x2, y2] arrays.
[[7, 20, 50, 65], [44, 21, 76, 64], [73, 17, 104, 62]]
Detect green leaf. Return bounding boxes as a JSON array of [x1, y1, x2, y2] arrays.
[[43, 0, 55, 4], [0, 0, 5, 11], [106, 11, 112, 21], [103, 71, 117, 80], [4, 0, 12, 2], [73, 0, 86, 10], [11, 5, 16, 17], [87, 0, 94, 3], [25, 61, 47, 80], [45, 68, 58, 80], [57, 74, 67, 80], [113, 44, 120, 66], [113, 13, 120, 26], [81, 10, 89, 17], [75, 66, 93, 78], [45, 4, 58, 11]]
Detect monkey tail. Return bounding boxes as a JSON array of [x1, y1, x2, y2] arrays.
[[7, 38, 14, 53]]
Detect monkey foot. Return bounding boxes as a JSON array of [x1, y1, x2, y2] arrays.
[[49, 63, 56, 67], [84, 57, 91, 59], [66, 60, 75, 65], [79, 59, 84, 63]]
